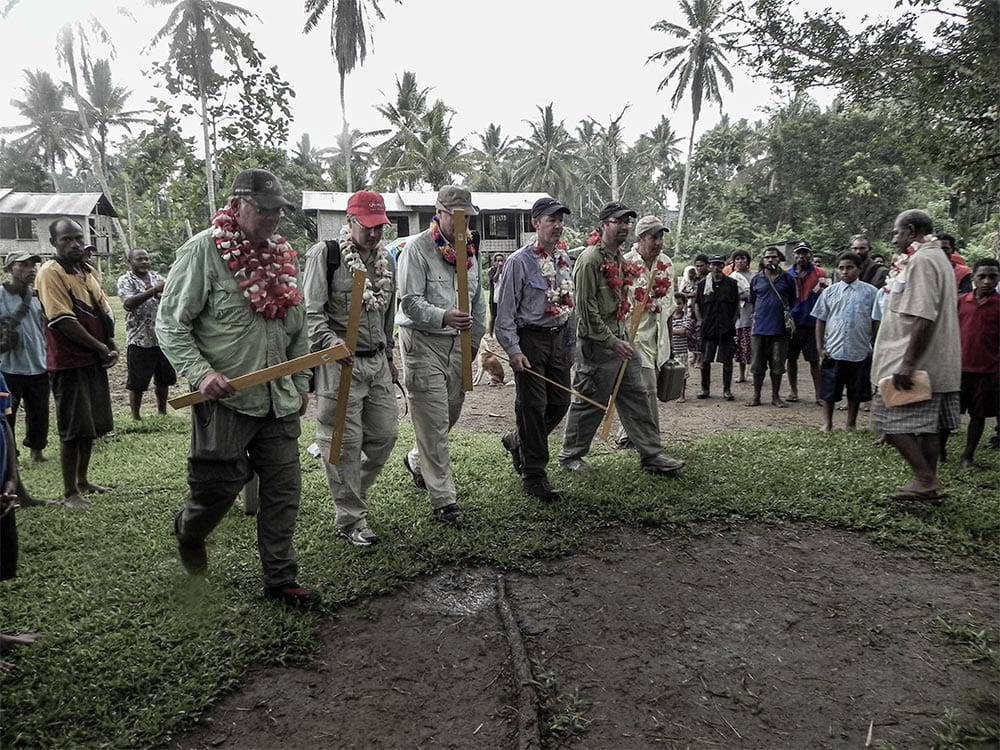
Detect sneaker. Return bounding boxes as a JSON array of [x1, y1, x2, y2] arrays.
[[338, 524, 379, 547], [433, 503, 464, 525], [403, 454, 426, 490], [559, 458, 591, 473], [264, 582, 321, 609], [696, 391, 710, 399], [501, 432, 522, 475], [523, 478, 562, 501], [173, 511, 207, 575], [645, 456, 686, 475], [723, 391, 734, 401]]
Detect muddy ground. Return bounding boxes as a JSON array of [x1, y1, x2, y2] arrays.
[[169, 357, 999, 750]]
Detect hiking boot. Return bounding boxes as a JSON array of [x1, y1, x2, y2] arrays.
[[696, 390, 710, 399], [523, 478, 562, 501], [173, 511, 207, 575], [338, 523, 379, 547], [645, 456, 686, 475], [433, 503, 464, 526], [403, 454, 426, 490], [501, 432, 522, 475], [264, 582, 322, 609], [559, 458, 591, 473]]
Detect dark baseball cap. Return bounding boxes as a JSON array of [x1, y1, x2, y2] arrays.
[[5, 251, 42, 268], [708, 255, 726, 265], [531, 197, 571, 219], [793, 242, 812, 255], [231, 168, 295, 211], [598, 202, 637, 222]]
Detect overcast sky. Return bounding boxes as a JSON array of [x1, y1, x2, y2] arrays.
[[0, 0, 902, 165]]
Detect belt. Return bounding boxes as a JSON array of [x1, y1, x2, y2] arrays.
[[520, 324, 564, 334], [354, 343, 386, 358]]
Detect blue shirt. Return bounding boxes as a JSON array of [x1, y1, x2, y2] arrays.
[[811, 280, 879, 362], [749, 271, 796, 336], [0, 285, 47, 376], [495, 244, 576, 357]]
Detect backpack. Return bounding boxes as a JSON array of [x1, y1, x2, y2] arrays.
[[325, 239, 341, 280]]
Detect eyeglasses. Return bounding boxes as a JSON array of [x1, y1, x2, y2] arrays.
[[349, 216, 385, 232], [606, 218, 632, 226], [246, 200, 285, 218]]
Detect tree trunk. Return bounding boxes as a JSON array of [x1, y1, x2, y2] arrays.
[[674, 116, 698, 254], [199, 84, 217, 217], [340, 74, 352, 193]]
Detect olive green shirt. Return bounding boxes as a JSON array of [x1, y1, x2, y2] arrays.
[[573, 243, 627, 349], [155, 228, 309, 418]]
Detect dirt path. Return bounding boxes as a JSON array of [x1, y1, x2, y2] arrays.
[[164, 356, 999, 749]]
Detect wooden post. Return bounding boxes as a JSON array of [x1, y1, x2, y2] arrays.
[[328, 269, 367, 464], [453, 209, 474, 391]]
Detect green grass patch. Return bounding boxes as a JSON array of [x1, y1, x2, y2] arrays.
[[2, 416, 997, 747]]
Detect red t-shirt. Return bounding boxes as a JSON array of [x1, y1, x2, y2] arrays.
[[957, 291, 1000, 374]]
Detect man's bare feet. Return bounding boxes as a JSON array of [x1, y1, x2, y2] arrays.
[[79, 482, 111, 494], [0, 632, 41, 652], [772, 398, 788, 408], [676, 397, 686, 403], [872, 436, 887, 447], [62, 494, 91, 509], [960, 457, 977, 470], [745, 398, 761, 407], [17, 495, 56, 508], [821, 424, 833, 433]]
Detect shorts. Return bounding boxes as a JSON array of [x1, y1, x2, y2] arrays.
[[751, 335, 788, 377], [703, 336, 735, 364], [126, 345, 177, 392], [870, 391, 960, 436], [787, 326, 819, 363], [819, 357, 872, 403], [960, 371, 999, 418], [51, 364, 114, 441]]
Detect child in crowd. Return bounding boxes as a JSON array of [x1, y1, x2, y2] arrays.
[[812, 252, 880, 432], [956, 259, 1000, 468], [669, 293, 694, 402]]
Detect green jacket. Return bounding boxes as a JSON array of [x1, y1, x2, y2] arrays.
[[573, 243, 627, 348]]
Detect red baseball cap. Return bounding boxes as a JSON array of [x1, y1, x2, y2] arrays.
[[347, 190, 390, 228]]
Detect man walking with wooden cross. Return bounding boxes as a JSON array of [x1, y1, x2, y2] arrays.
[[304, 190, 398, 546], [395, 185, 486, 525], [156, 168, 319, 608], [557, 203, 685, 476]]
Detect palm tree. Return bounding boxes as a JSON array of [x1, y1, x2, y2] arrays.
[[468, 124, 519, 191], [318, 126, 388, 190], [512, 104, 578, 198], [147, 0, 261, 215], [1, 69, 82, 190], [303, 0, 398, 193], [374, 100, 468, 190], [82, 59, 149, 178], [647, 0, 736, 251], [373, 71, 430, 189]]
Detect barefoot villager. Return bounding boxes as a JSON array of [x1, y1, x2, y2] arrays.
[[395, 185, 486, 525], [746, 246, 796, 408], [116, 248, 176, 420], [35, 219, 117, 508], [156, 168, 319, 608], [303, 190, 399, 547], [956, 259, 999, 469], [557, 203, 684, 476], [0, 251, 51, 471], [870, 209, 961, 503], [495, 196, 576, 501]]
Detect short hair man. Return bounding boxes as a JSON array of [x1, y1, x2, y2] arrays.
[[956, 259, 999, 469], [938, 233, 973, 294], [116, 248, 176, 420], [35, 219, 117, 508], [695, 255, 740, 400], [395, 185, 487, 525], [495, 196, 575, 501], [156, 168, 319, 608], [1, 251, 50, 466], [812, 252, 880, 431], [746, 245, 796, 407], [786, 241, 829, 403], [303, 190, 398, 546], [557, 202, 684, 476], [870, 209, 961, 502], [850, 234, 890, 290]]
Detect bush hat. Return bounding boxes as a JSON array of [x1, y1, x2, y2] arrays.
[[635, 215, 667, 237], [435, 185, 479, 215]]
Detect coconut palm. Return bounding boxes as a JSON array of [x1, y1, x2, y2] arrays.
[[468, 124, 520, 191], [147, 0, 262, 215], [512, 104, 578, 198], [319, 126, 388, 190], [374, 100, 468, 190], [303, 0, 399, 192], [1, 69, 82, 190], [647, 0, 736, 251], [82, 59, 149, 178]]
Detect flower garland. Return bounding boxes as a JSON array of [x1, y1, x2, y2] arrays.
[[337, 225, 394, 311], [533, 246, 574, 322], [632, 259, 673, 313], [430, 217, 477, 269], [600, 250, 641, 322], [212, 208, 301, 319]]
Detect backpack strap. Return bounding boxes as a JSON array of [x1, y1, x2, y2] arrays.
[[325, 239, 341, 278]]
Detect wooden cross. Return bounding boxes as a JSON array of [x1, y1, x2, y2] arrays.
[[328, 269, 368, 464], [453, 209, 474, 391]]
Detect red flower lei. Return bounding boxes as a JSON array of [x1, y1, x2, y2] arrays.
[[212, 208, 302, 319], [632, 260, 673, 313], [533, 246, 575, 321], [600, 251, 641, 321], [430, 217, 477, 269]]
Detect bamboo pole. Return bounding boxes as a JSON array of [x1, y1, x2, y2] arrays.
[[453, 209, 474, 391], [488, 348, 607, 412], [328, 269, 367, 464]]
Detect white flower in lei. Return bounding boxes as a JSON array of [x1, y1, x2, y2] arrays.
[[340, 238, 394, 311], [534, 246, 575, 323]]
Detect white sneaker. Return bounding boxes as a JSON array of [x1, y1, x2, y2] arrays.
[[339, 524, 379, 547]]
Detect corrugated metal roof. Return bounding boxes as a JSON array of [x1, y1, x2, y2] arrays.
[[0, 191, 118, 218], [303, 190, 551, 213]]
